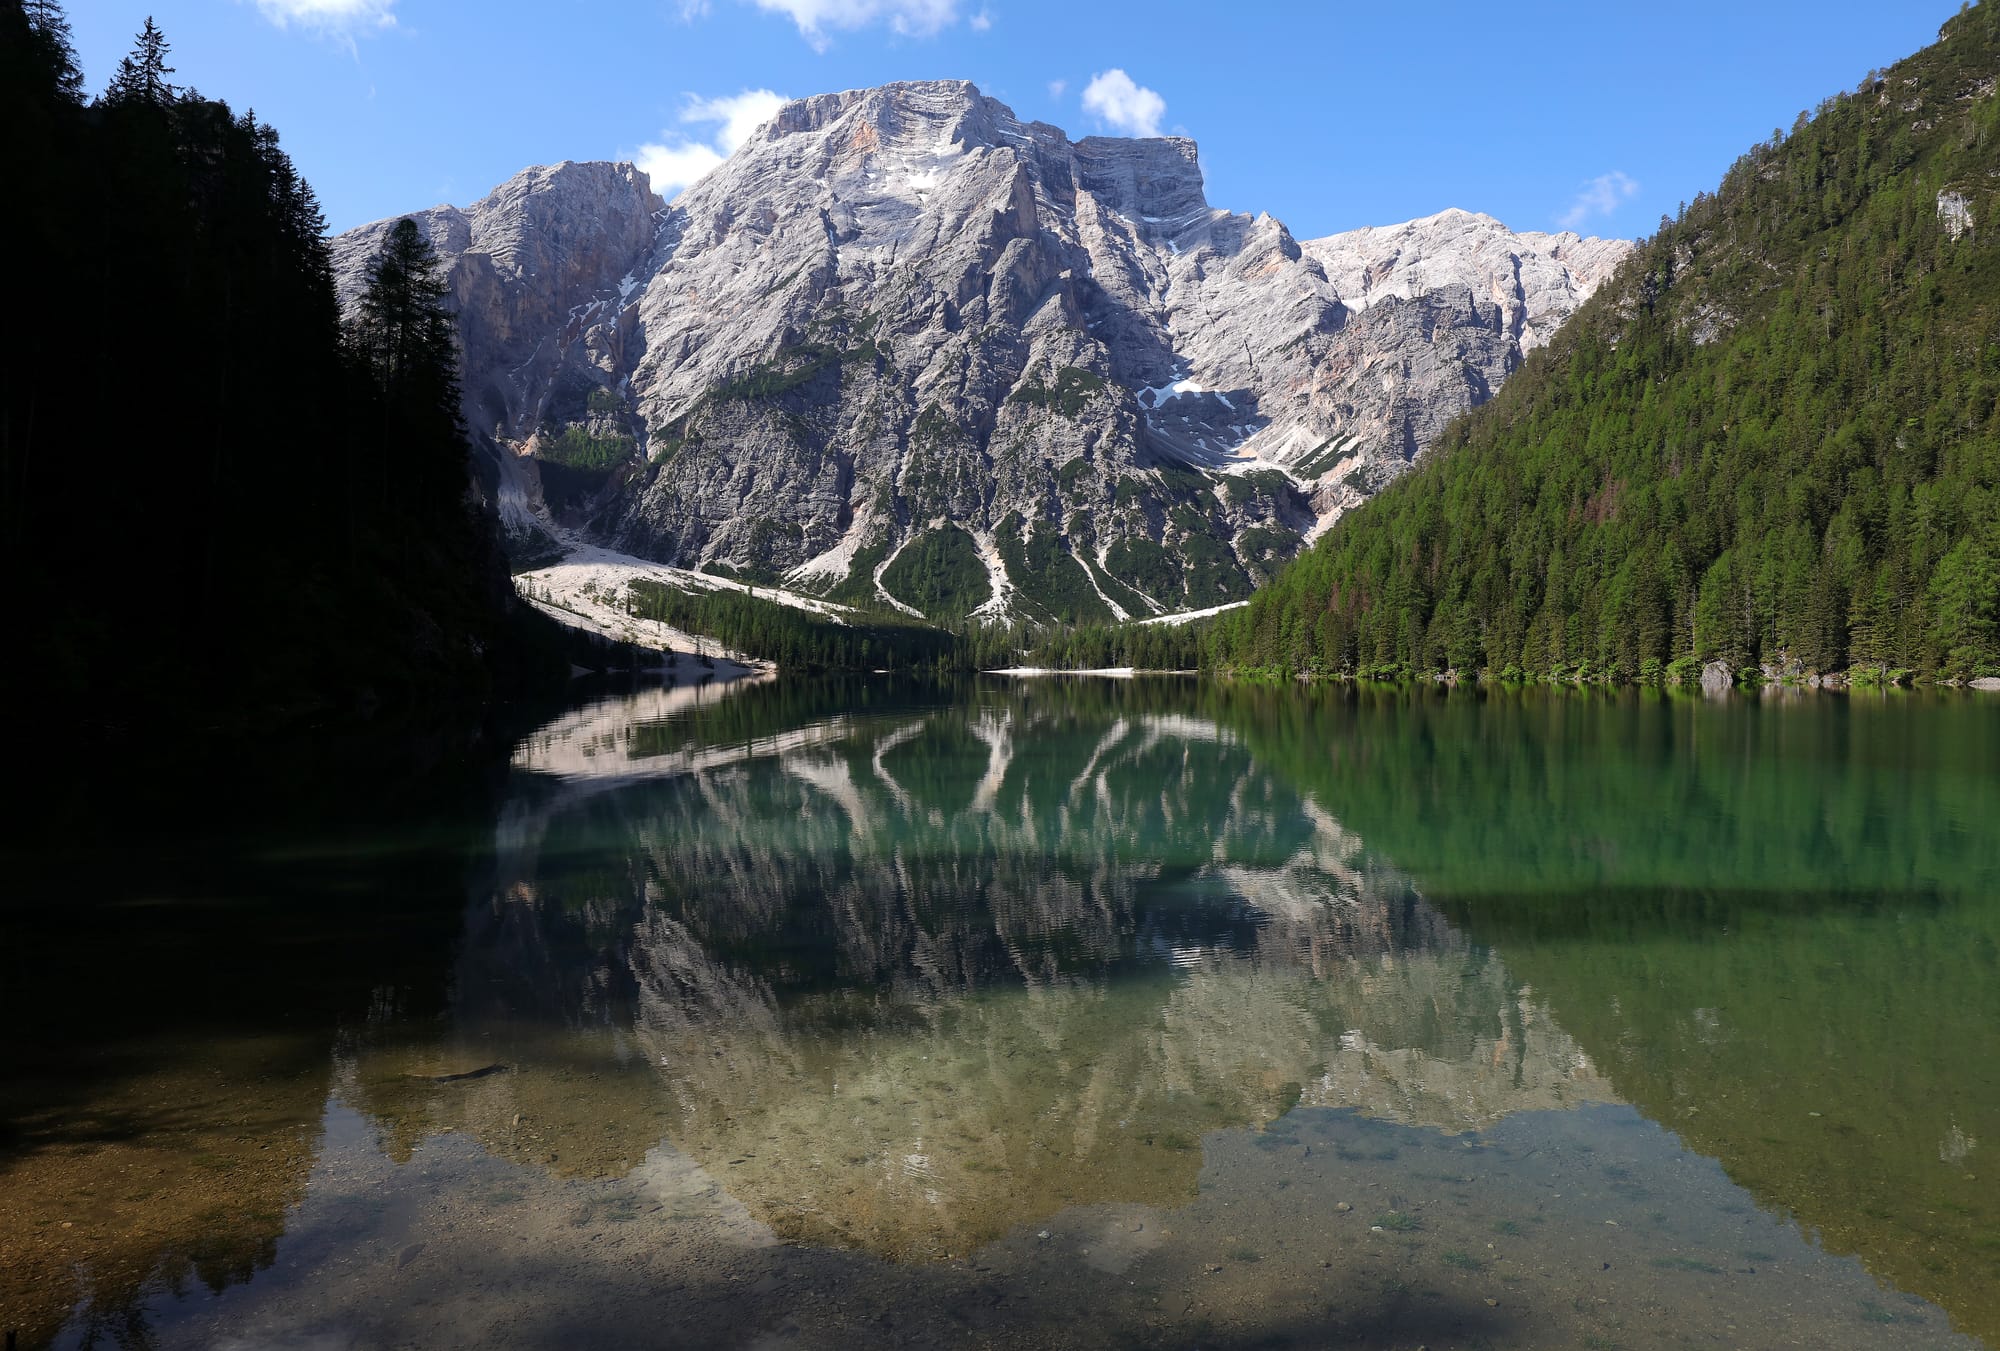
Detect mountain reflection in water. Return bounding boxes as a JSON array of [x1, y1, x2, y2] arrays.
[[2, 678, 1995, 1350], [364, 686, 1612, 1260]]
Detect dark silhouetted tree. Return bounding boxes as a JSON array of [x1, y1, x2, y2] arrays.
[[356, 220, 457, 399], [1, 0, 559, 729], [352, 218, 470, 510], [103, 16, 174, 106], [13, 0, 80, 101]]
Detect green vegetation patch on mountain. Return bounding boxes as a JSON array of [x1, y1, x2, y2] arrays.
[[881, 526, 992, 619], [821, 535, 896, 607], [1079, 552, 1153, 618], [626, 579, 963, 673], [1220, 4, 2000, 683], [537, 426, 636, 512], [1235, 525, 1305, 584], [1182, 534, 1256, 607], [1007, 366, 1108, 417], [1105, 537, 1185, 607], [539, 426, 635, 472], [708, 342, 849, 404], [996, 514, 1113, 624]]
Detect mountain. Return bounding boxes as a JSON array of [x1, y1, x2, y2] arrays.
[[1218, 4, 2000, 683], [331, 82, 1626, 625]]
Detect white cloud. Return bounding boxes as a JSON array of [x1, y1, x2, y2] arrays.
[[252, 0, 396, 33], [685, 89, 789, 149], [745, 0, 962, 49], [1558, 170, 1639, 230], [969, 7, 992, 31], [1047, 78, 1066, 100], [636, 88, 788, 197], [1081, 69, 1165, 138], [635, 142, 729, 195]]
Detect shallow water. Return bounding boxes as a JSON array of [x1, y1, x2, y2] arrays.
[[3, 679, 1997, 1349]]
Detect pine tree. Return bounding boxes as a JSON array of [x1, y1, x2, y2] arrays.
[[348, 216, 474, 527], [11, 0, 81, 102], [356, 219, 459, 405], [1929, 535, 2000, 677], [103, 17, 174, 107], [2, 0, 563, 723]]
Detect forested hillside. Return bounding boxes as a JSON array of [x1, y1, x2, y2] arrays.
[[0, 4, 564, 730], [1218, 2, 2000, 683], [618, 577, 1210, 673]]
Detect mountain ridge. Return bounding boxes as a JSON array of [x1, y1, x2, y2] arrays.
[[333, 81, 1629, 625]]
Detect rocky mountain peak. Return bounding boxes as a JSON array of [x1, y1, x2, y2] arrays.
[[332, 83, 1632, 624], [769, 78, 980, 127], [1303, 207, 1630, 352], [1072, 134, 1208, 226]]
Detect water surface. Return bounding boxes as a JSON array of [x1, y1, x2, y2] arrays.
[[3, 679, 1996, 1349]]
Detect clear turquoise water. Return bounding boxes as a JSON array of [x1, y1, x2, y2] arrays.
[[3, 678, 1996, 1349]]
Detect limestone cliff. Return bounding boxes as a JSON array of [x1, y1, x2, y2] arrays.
[[334, 82, 1628, 621]]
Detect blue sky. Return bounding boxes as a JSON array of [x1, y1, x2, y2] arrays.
[[71, 1, 1953, 240]]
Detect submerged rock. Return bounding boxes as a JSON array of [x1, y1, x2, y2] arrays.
[[412, 1064, 510, 1084]]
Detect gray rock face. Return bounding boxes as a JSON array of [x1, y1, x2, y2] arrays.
[[331, 161, 663, 544], [1939, 188, 1975, 241], [333, 82, 1629, 621]]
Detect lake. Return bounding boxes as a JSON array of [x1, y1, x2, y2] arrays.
[[3, 679, 1997, 1349]]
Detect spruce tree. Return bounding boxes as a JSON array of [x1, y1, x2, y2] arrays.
[[351, 217, 472, 519], [103, 17, 174, 107], [11, 0, 81, 102], [356, 219, 459, 407], [1, 0, 558, 725]]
